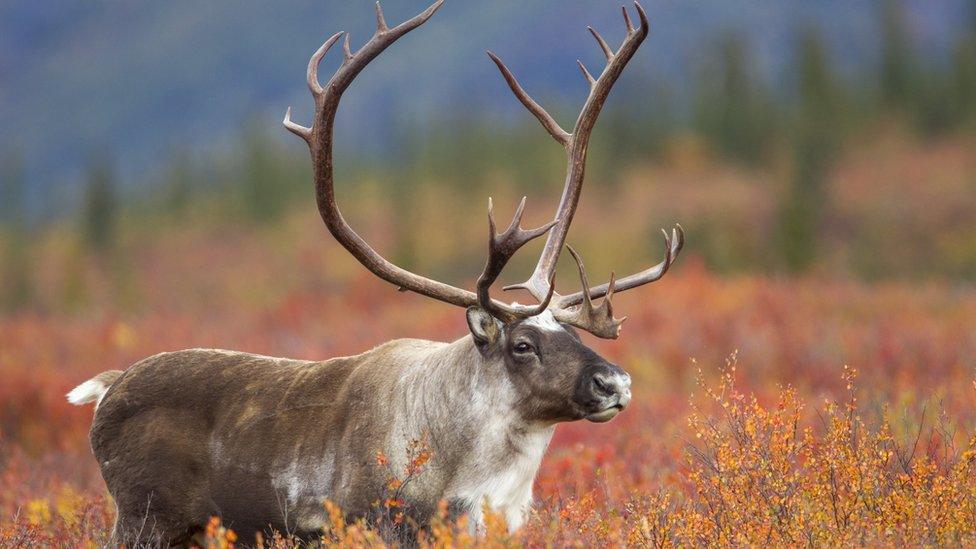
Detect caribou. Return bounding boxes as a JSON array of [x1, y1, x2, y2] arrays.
[[68, 1, 683, 544]]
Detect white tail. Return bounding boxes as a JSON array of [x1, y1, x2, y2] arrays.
[[67, 370, 123, 407]]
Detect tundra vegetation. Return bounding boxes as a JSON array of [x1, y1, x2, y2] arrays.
[[4, 0, 976, 546]]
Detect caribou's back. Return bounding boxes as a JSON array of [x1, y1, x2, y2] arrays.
[[90, 343, 432, 542]]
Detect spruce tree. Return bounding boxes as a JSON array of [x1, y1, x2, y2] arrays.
[[0, 150, 33, 311], [241, 128, 285, 224], [777, 28, 839, 273], [879, 0, 915, 109], [695, 34, 773, 165], [83, 155, 118, 253]]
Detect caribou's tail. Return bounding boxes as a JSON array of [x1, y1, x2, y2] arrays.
[[67, 370, 123, 407]]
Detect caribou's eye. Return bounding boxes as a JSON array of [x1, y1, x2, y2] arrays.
[[513, 341, 535, 354]]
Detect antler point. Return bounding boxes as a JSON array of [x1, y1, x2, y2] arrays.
[[634, 1, 649, 31], [576, 60, 595, 85], [374, 1, 389, 32], [622, 5, 635, 32]]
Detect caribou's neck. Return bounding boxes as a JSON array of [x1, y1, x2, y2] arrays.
[[389, 335, 554, 529]]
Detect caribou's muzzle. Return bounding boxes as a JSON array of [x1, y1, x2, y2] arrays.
[[583, 366, 632, 423]]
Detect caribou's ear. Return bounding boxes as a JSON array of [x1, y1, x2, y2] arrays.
[[466, 306, 502, 350]]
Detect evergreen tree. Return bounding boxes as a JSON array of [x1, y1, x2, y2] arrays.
[[777, 28, 840, 273], [599, 76, 674, 171], [241, 126, 289, 224], [951, 1, 976, 125], [0, 150, 26, 228], [164, 149, 194, 220], [879, 0, 915, 109], [0, 150, 33, 311], [83, 155, 118, 253], [695, 34, 774, 165]]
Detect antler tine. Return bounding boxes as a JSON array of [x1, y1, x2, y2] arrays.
[[500, 2, 652, 312], [556, 224, 684, 309], [569, 245, 593, 310], [622, 6, 635, 33], [342, 33, 353, 62], [576, 60, 596, 87], [633, 2, 650, 35], [477, 198, 559, 321], [307, 31, 344, 96], [374, 1, 389, 33], [588, 26, 614, 60], [605, 271, 618, 309], [553, 246, 626, 339], [283, 107, 311, 143], [487, 52, 571, 147]]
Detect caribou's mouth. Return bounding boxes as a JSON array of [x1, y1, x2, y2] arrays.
[[585, 404, 624, 423]]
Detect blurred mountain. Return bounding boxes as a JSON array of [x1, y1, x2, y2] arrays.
[[0, 0, 967, 212]]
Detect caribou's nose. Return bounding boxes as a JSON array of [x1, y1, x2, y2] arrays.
[[591, 369, 632, 408]]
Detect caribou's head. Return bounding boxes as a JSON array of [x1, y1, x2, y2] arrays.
[[283, 0, 683, 423], [466, 307, 631, 423]]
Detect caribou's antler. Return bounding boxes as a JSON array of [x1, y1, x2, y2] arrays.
[[490, 2, 683, 337], [476, 197, 558, 322], [284, 0, 558, 321], [558, 246, 625, 339], [285, 1, 682, 338]]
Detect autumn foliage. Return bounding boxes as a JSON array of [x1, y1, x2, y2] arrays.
[[4, 258, 976, 546]]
